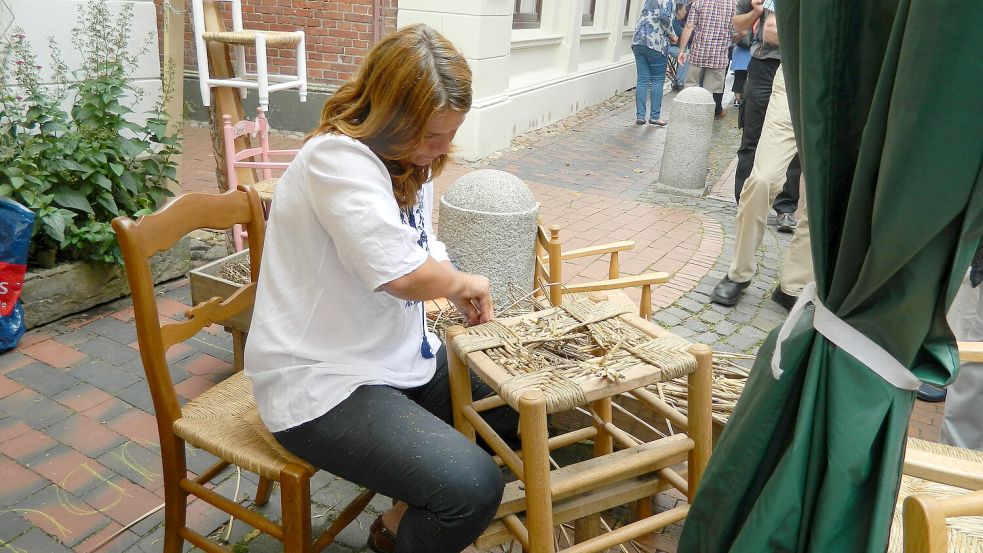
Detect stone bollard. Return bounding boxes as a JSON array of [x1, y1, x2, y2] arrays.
[[438, 169, 539, 306], [656, 86, 716, 195]]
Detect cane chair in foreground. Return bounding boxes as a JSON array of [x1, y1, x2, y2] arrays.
[[112, 187, 373, 553], [896, 341, 983, 553], [535, 223, 670, 319], [446, 292, 713, 552]]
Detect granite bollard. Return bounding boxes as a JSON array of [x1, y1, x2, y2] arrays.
[[657, 86, 716, 195], [438, 169, 539, 305]]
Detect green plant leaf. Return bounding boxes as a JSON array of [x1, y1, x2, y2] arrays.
[[0, 183, 12, 197], [96, 192, 119, 216], [93, 173, 113, 190], [108, 162, 124, 176], [119, 171, 139, 194], [7, 175, 25, 190], [42, 211, 66, 242], [53, 187, 95, 213], [41, 121, 70, 134]]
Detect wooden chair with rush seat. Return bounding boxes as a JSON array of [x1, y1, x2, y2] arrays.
[[112, 186, 374, 553], [535, 222, 670, 319]]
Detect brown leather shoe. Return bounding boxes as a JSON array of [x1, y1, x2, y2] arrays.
[[367, 515, 398, 553]]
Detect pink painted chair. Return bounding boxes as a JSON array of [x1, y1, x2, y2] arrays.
[[223, 108, 299, 250]]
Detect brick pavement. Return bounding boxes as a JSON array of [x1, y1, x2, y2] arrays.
[[0, 92, 948, 552]]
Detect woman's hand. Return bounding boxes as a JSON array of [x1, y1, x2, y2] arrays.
[[447, 273, 493, 326]]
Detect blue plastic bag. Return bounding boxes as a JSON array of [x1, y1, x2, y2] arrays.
[[0, 197, 35, 352]]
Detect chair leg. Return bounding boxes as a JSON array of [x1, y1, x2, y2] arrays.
[[296, 32, 308, 103], [255, 476, 274, 507], [162, 442, 190, 553], [256, 34, 270, 111], [231, 329, 246, 372], [446, 326, 476, 442], [280, 466, 313, 553], [686, 344, 714, 502], [518, 391, 554, 553]]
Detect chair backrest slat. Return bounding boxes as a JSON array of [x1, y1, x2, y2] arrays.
[[160, 284, 256, 350]]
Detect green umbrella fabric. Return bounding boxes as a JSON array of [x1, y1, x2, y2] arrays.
[[678, 0, 983, 551]]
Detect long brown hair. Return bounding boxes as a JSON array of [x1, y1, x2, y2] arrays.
[[308, 24, 472, 207]]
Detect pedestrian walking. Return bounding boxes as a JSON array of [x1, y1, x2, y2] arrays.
[[677, 0, 737, 118], [631, 0, 678, 127]]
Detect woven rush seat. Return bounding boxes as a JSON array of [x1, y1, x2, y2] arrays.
[[252, 177, 278, 202], [889, 438, 983, 553], [202, 30, 302, 47], [455, 297, 698, 414], [174, 371, 314, 481]]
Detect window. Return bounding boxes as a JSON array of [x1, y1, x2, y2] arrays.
[[582, 0, 597, 25], [625, 0, 634, 26], [513, 0, 543, 29]]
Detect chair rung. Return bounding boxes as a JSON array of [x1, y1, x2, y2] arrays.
[[180, 527, 229, 553], [180, 478, 283, 539], [477, 468, 686, 549], [496, 433, 692, 518], [561, 505, 690, 553]]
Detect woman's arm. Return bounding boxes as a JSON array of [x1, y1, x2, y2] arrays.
[[382, 259, 492, 325]]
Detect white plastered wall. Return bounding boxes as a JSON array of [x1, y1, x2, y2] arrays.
[[6, 0, 162, 125], [398, 0, 643, 161]]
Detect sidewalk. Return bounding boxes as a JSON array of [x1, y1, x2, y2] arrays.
[[0, 90, 944, 553]]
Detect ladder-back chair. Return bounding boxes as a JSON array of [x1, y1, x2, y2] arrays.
[[112, 187, 373, 553], [535, 223, 670, 319], [223, 109, 298, 250], [191, 0, 307, 110]]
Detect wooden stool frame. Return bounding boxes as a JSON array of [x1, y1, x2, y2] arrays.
[[446, 302, 712, 553]]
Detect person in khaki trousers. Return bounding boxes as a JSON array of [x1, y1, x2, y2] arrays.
[[709, 12, 813, 310]]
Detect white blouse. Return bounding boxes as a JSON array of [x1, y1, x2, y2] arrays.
[[244, 133, 449, 432]]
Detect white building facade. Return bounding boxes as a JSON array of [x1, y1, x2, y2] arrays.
[[398, 0, 644, 161]]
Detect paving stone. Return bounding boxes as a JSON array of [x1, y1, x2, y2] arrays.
[[69, 358, 142, 394], [728, 309, 753, 324], [0, 426, 59, 464], [74, 522, 142, 553], [29, 443, 117, 496], [694, 332, 719, 345], [6, 528, 74, 552], [0, 508, 32, 543], [76, 336, 141, 367], [18, 339, 87, 368], [675, 297, 704, 314], [14, 484, 113, 548], [0, 456, 47, 509], [45, 412, 128, 458], [0, 388, 74, 430], [6, 361, 82, 396], [700, 309, 725, 324], [725, 331, 760, 353], [651, 311, 682, 328], [78, 316, 138, 345], [114, 382, 156, 415], [714, 320, 737, 336], [681, 319, 709, 333], [97, 440, 164, 493]]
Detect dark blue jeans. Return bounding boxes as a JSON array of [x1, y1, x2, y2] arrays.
[[273, 347, 519, 553], [632, 44, 669, 120]]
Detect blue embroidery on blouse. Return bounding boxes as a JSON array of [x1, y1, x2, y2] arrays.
[[400, 189, 435, 359]]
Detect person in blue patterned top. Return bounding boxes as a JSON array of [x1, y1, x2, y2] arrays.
[[631, 0, 678, 126]]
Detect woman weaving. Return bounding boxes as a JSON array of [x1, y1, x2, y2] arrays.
[[245, 24, 518, 553]]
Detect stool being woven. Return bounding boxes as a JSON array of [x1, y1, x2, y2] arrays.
[[455, 297, 697, 414], [889, 438, 983, 553]]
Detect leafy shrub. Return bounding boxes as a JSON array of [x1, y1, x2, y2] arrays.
[[0, 0, 180, 266]]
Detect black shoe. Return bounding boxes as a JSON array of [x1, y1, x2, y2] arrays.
[[771, 288, 797, 311], [672, 82, 683, 91], [635, 119, 646, 125], [916, 383, 947, 403], [776, 212, 797, 233], [710, 276, 751, 306]]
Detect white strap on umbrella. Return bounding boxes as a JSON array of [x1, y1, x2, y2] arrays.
[[771, 281, 921, 390]]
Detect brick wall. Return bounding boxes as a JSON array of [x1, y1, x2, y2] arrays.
[[154, 0, 397, 89]]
